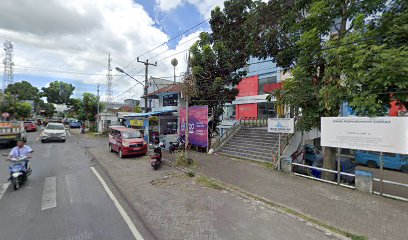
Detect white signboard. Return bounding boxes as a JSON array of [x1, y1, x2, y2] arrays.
[[268, 118, 295, 134], [321, 117, 408, 154]]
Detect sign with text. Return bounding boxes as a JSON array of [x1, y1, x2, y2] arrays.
[[180, 106, 208, 147], [321, 117, 408, 154], [268, 118, 294, 133]]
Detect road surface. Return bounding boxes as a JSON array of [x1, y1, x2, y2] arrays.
[[0, 130, 153, 240]]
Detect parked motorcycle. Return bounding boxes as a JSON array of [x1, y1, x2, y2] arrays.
[[7, 156, 31, 191], [169, 137, 185, 153], [150, 146, 162, 170]]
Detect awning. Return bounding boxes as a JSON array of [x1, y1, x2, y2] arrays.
[[124, 110, 177, 118]]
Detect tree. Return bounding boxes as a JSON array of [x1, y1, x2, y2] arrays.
[[42, 81, 75, 104], [5, 81, 40, 101], [15, 102, 32, 119], [134, 105, 142, 113], [79, 92, 99, 122], [189, 31, 246, 134]]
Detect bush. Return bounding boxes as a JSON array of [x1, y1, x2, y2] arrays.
[[89, 125, 97, 133]]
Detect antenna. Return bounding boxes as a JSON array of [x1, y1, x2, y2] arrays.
[[3, 41, 14, 91]]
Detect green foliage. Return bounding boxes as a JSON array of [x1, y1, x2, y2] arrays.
[[190, 31, 246, 130], [15, 102, 32, 119], [134, 105, 142, 113], [79, 92, 99, 122], [5, 81, 39, 101], [42, 81, 75, 104]]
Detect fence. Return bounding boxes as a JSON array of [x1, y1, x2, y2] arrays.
[[291, 161, 408, 202]]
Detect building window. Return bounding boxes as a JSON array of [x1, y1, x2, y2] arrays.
[[163, 94, 178, 107], [258, 102, 275, 118], [258, 76, 277, 95]]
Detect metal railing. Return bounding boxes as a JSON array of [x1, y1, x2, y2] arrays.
[[239, 117, 268, 127], [291, 162, 356, 189], [211, 120, 241, 151], [291, 162, 408, 202]]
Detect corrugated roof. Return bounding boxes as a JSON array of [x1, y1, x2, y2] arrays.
[[147, 83, 182, 97]]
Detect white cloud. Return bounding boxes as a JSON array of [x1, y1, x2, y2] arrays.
[[156, 0, 225, 17], [156, 0, 184, 11]]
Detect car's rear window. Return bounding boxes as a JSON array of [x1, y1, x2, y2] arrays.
[[46, 124, 65, 130]]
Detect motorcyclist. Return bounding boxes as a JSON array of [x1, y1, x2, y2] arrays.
[[9, 140, 33, 171]]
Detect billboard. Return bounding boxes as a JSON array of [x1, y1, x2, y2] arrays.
[[321, 117, 408, 154], [180, 106, 208, 147], [268, 118, 295, 133]]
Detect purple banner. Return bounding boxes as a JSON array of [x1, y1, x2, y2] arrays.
[[180, 105, 208, 147]]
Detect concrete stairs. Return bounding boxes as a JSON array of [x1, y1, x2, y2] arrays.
[[217, 127, 287, 162]]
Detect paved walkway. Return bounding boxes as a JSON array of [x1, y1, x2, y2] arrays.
[[86, 141, 337, 240], [163, 151, 408, 240]]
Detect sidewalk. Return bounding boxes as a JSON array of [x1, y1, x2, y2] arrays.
[[85, 141, 339, 240], [163, 151, 408, 240]]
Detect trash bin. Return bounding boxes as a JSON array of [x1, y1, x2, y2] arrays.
[[280, 156, 292, 173], [355, 170, 373, 193]]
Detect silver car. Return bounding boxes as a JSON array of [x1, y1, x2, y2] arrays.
[[41, 123, 67, 143]]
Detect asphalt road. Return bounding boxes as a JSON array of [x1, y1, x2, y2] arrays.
[[0, 130, 149, 240]]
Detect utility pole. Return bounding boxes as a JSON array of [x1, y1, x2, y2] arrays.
[[106, 54, 113, 110], [137, 57, 157, 144], [97, 84, 100, 133]]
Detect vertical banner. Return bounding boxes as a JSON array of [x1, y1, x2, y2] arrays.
[[180, 105, 208, 147]]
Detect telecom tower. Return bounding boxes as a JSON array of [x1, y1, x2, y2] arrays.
[[106, 53, 113, 108], [3, 41, 14, 91]]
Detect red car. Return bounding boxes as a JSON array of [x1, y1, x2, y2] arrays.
[[24, 121, 37, 132], [108, 126, 147, 158]]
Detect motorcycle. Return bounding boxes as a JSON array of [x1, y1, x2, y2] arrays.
[[169, 137, 185, 153], [7, 156, 31, 191], [150, 146, 162, 170]]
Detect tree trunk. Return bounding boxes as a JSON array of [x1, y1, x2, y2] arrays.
[[322, 146, 337, 180]]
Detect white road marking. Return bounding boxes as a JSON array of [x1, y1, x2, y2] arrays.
[[65, 175, 75, 205], [90, 167, 144, 240], [41, 176, 57, 210], [0, 183, 10, 201], [66, 130, 72, 136]]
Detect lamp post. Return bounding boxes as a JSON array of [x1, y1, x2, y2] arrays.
[[115, 67, 150, 143]]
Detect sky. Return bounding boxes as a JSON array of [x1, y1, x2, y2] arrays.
[[0, 0, 226, 101]]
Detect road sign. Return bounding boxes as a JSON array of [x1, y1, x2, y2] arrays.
[[2, 112, 9, 118], [268, 118, 294, 133], [321, 117, 408, 154]]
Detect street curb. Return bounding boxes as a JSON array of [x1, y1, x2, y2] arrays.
[[162, 157, 353, 240], [83, 146, 159, 240]]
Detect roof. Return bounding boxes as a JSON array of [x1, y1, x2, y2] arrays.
[[147, 83, 182, 97], [124, 109, 177, 118]]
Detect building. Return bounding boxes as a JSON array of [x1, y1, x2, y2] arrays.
[[139, 77, 174, 111]]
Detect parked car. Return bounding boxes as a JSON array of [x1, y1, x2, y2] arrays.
[[41, 123, 67, 143], [108, 126, 147, 158], [24, 121, 37, 132], [0, 121, 27, 145], [304, 144, 324, 165], [69, 121, 82, 128], [355, 150, 408, 173]]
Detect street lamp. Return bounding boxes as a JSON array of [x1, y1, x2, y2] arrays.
[[115, 67, 145, 86]]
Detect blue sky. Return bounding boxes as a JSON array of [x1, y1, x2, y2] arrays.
[[1, 0, 217, 101]]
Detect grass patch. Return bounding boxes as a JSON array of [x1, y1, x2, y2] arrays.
[[186, 171, 195, 177], [176, 153, 197, 168], [263, 162, 275, 170], [196, 175, 224, 190]]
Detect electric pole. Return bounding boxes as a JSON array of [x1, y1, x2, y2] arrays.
[[137, 57, 157, 144], [137, 57, 157, 113], [97, 84, 100, 133], [106, 54, 113, 110]]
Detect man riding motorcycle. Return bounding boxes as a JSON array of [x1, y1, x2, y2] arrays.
[[9, 140, 33, 172]]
